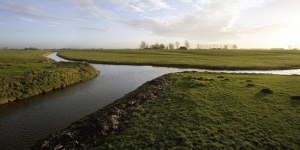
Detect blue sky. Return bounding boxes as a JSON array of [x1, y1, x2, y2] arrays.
[[0, 0, 299, 49]]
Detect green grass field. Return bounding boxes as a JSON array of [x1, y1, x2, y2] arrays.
[[57, 49, 300, 70], [0, 50, 57, 77], [0, 50, 99, 104], [90, 72, 300, 149]]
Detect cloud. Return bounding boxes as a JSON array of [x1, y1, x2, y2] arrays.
[[63, 0, 117, 19], [112, 0, 145, 12], [180, 0, 192, 3], [110, 0, 174, 12], [238, 24, 288, 34], [148, 0, 173, 10], [0, 1, 86, 22], [19, 17, 36, 22], [80, 27, 107, 31], [123, 0, 277, 41]]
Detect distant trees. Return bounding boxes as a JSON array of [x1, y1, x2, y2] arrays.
[[138, 40, 194, 50], [150, 43, 159, 49], [184, 40, 190, 49], [159, 44, 165, 49], [169, 43, 174, 50], [195, 44, 238, 49], [175, 41, 180, 49], [289, 45, 298, 50], [24, 47, 39, 50], [146, 42, 165, 49], [232, 44, 237, 49], [139, 41, 148, 49]]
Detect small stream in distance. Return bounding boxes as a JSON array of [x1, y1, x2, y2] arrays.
[[0, 53, 300, 150]]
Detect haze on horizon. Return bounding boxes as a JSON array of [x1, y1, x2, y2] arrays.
[[0, 0, 299, 49]]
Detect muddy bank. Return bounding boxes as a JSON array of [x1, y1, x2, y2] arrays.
[[0, 62, 99, 105], [30, 75, 168, 150]]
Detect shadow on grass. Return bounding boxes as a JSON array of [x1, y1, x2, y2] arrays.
[[290, 99, 300, 107], [288, 96, 300, 107]]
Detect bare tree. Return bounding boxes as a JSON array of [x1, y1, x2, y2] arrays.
[[288, 45, 298, 50], [233, 44, 238, 49], [139, 41, 148, 49], [169, 43, 174, 50], [224, 45, 228, 49], [175, 41, 180, 49], [184, 40, 190, 49]]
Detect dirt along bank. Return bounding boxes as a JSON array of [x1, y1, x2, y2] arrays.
[[30, 75, 168, 149]]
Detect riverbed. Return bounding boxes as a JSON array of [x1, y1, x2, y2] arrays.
[[0, 53, 299, 150]]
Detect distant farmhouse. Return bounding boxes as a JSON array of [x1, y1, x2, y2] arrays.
[[179, 47, 187, 50]]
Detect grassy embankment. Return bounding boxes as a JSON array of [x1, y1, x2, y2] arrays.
[[32, 72, 300, 149], [57, 49, 300, 70], [0, 50, 100, 105]]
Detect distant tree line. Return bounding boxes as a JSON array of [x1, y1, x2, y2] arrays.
[[1, 47, 42, 50], [139, 41, 239, 50], [196, 44, 237, 49], [139, 40, 190, 50], [288, 45, 298, 50], [24, 47, 39, 50]]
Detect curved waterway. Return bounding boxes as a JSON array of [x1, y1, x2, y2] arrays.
[[1, 53, 300, 150]]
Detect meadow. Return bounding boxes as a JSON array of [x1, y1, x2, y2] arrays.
[[0, 50, 55, 77], [32, 72, 300, 149], [90, 72, 300, 149], [57, 49, 300, 70], [0, 50, 99, 104]]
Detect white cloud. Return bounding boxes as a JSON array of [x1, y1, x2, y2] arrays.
[[238, 24, 288, 34], [63, 0, 116, 19], [0, 1, 86, 22], [80, 27, 107, 31], [111, 0, 145, 12], [19, 17, 36, 22], [180, 0, 192, 3], [148, 0, 173, 10], [123, 0, 279, 41]]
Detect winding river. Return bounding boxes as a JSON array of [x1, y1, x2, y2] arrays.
[[0, 53, 300, 150]]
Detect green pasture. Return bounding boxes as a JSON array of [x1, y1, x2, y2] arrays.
[[92, 72, 300, 149], [57, 49, 300, 70], [0, 50, 99, 104], [0, 50, 55, 77]]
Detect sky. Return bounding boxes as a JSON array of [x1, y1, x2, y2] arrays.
[[0, 0, 299, 49]]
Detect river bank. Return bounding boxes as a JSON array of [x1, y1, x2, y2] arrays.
[[31, 75, 169, 149], [0, 51, 99, 105], [31, 72, 300, 149]]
